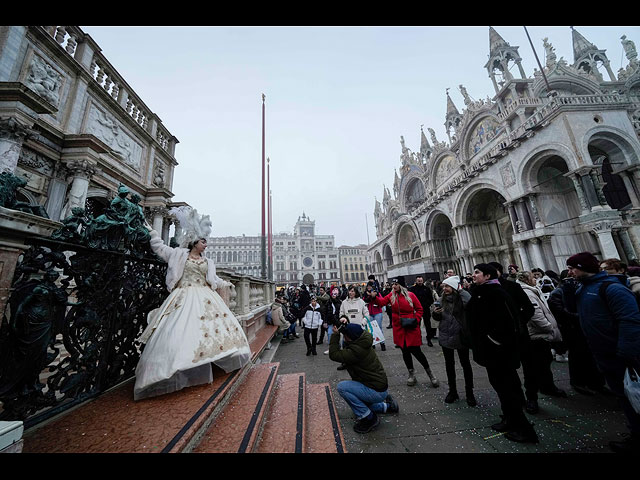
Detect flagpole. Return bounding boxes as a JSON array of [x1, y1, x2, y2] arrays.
[[267, 157, 272, 281], [261, 94, 267, 279]]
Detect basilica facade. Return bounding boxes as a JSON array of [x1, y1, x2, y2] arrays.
[[0, 26, 178, 242], [369, 27, 640, 282]]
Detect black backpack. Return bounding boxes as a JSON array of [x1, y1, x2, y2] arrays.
[[598, 278, 640, 316]]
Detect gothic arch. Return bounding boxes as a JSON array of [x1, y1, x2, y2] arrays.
[[453, 179, 506, 226], [583, 126, 640, 172], [424, 209, 455, 241], [382, 242, 394, 268], [518, 143, 580, 192]]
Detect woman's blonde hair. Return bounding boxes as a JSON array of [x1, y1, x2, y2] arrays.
[[516, 270, 534, 285], [390, 284, 413, 308]]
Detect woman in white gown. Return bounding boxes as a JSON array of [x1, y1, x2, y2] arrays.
[[134, 211, 251, 401]]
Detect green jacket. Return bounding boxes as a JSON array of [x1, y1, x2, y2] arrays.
[[329, 329, 388, 392]]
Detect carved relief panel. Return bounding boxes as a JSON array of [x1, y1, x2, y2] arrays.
[[85, 103, 143, 171], [20, 52, 65, 108]]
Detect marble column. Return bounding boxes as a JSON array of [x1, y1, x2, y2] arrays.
[[528, 194, 544, 229], [0, 117, 37, 174], [60, 159, 98, 220], [621, 171, 640, 208], [592, 224, 620, 259], [506, 202, 519, 231], [516, 199, 533, 230], [581, 173, 603, 211], [589, 169, 610, 209], [529, 238, 546, 270], [514, 241, 531, 271], [570, 173, 591, 214], [150, 206, 166, 233], [617, 228, 637, 262]]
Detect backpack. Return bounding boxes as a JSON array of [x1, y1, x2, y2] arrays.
[[598, 278, 640, 318], [266, 306, 273, 325]]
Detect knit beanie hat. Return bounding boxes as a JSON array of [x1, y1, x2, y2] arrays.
[[390, 276, 406, 287], [566, 252, 600, 274], [342, 323, 363, 340], [442, 275, 461, 290]]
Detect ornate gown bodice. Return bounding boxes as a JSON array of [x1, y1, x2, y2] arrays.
[[175, 258, 208, 289]]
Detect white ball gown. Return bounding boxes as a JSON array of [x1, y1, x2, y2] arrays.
[[133, 257, 251, 400]]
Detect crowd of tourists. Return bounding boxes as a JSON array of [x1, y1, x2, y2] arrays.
[[269, 253, 640, 452]]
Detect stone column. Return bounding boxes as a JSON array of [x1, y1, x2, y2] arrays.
[[60, 159, 98, 220], [570, 173, 591, 214], [618, 228, 638, 262], [592, 223, 620, 259], [516, 199, 533, 230], [528, 194, 544, 229], [589, 169, 610, 209], [514, 240, 531, 271], [150, 206, 166, 233], [621, 171, 640, 208], [529, 238, 546, 270], [505, 202, 519, 233], [581, 172, 603, 211], [0, 117, 37, 174]]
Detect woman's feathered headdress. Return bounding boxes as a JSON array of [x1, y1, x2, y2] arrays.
[[169, 206, 212, 248]]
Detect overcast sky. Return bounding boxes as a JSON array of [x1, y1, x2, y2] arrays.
[[81, 26, 639, 247]]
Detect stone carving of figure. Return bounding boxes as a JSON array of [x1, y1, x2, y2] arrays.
[[26, 55, 62, 106], [459, 84, 472, 106], [542, 37, 557, 69], [90, 109, 137, 168], [400, 136, 408, 155], [153, 162, 165, 188], [428, 128, 438, 146], [621, 35, 638, 64]]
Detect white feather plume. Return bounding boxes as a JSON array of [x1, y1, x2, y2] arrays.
[[169, 206, 212, 248]]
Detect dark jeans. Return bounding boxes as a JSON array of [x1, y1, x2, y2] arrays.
[[593, 352, 640, 437], [566, 328, 606, 389], [304, 327, 318, 352], [317, 323, 327, 343], [401, 345, 432, 372], [442, 347, 474, 391], [486, 363, 531, 431], [518, 334, 539, 400], [522, 338, 559, 399]]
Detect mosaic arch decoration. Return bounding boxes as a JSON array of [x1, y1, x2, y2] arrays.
[[466, 117, 503, 158], [434, 154, 458, 187]]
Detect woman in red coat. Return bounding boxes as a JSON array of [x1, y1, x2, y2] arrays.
[[373, 276, 440, 388]]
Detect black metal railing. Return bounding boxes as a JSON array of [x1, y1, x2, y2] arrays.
[[0, 236, 168, 427]]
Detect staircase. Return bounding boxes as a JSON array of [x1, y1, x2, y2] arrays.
[[19, 326, 347, 454]]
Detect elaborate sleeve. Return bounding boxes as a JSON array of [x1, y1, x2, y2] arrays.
[[149, 229, 173, 262]]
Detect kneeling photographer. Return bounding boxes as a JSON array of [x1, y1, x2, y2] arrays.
[[329, 315, 398, 434]]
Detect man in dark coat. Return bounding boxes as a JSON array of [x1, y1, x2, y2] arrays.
[[466, 263, 538, 444], [547, 269, 606, 395], [568, 252, 640, 453], [489, 262, 564, 414], [409, 275, 435, 346]]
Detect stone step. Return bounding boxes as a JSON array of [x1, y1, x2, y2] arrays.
[[21, 325, 277, 453], [192, 363, 279, 453], [255, 373, 306, 453], [305, 383, 347, 453]]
